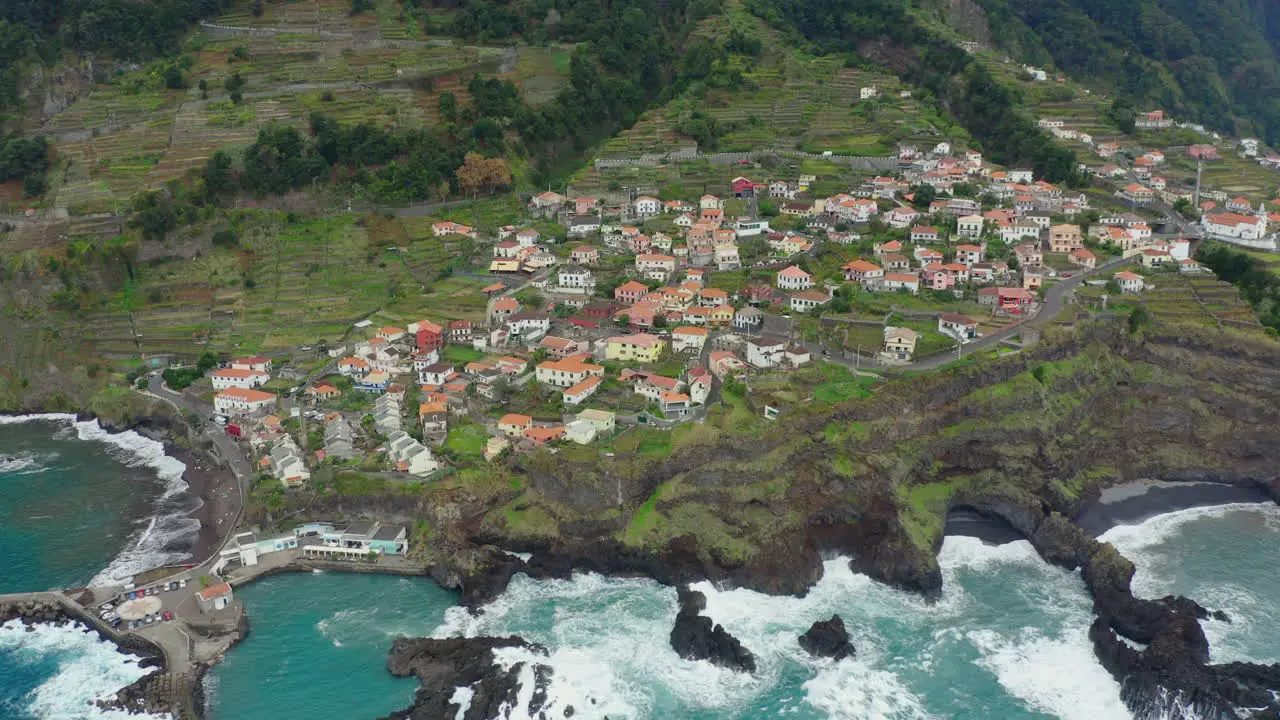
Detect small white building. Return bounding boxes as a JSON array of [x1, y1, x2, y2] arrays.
[[210, 369, 270, 390], [776, 265, 813, 291]]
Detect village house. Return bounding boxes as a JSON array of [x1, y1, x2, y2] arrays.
[[776, 265, 813, 291], [880, 327, 919, 363], [489, 296, 521, 324], [957, 215, 984, 239], [535, 358, 605, 388], [562, 376, 602, 406], [431, 221, 476, 238], [410, 320, 444, 353], [882, 253, 911, 272], [700, 194, 724, 211], [1179, 258, 1203, 273], [570, 245, 599, 265], [1121, 184, 1154, 204], [557, 265, 595, 293], [790, 289, 831, 314], [1139, 248, 1172, 268], [629, 371, 685, 403], [955, 244, 984, 266], [880, 273, 921, 294], [843, 259, 885, 284], [1014, 242, 1043, 268], [418, 362, 456, 387], [910, 226, 940, 243], [938, 313, 978, 343], [530, 191, 567, 217], [1069, 248, 1097, 269], [886, 206, 922, 229], [1049, 224, 1083, 254], [539, 336, 580, 360], [214, 387, 276, 415], [568, 216, 601, 237], [672, 326, 709, 353], [231, 357, 272, 373], [734, 306, 763, 332], [338, 357, 370, 377], [605, 333, 666, 363], [914, 247, 944, 265], [874, 239, 903, 256], [746, 336, 787, 368], [446, 320, 473, 346], [709, 351, 747, 379], [210, 368, 270, 390], [634, 195, 662, 217], [498, 413, 533, 438], [635, 254, 677, 280], [1114, 271, 1145, 294]]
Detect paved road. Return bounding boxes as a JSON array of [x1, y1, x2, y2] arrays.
[[804, 254, 1134, 373], [146, 379, 251, 483]]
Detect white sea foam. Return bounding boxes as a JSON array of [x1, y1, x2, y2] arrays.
[[802, 663, 934, 720], [3, 413, 198, 586], [1099, 503, 1274, 554], [936, 536, 1040, 572], [0, 619, 170, 720], [969, 626, 1129, 720], [0, 412, 79, 425], [448, 685, 474, 720], [1101, 503, 1280, 666], [70, 419, 194, 587]]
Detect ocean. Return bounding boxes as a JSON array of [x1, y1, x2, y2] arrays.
[[0, 414, 192, 720], [4, 415, 1280, 720], [204, 503, 1280, 720]]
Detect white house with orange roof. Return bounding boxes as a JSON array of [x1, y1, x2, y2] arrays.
[[700, 195, 724, 211], [672, 326, 709, 353], [231, 357, 272, 373], [214, 387, 276, 415], [843, 259, 884, 284], [776, 265, 813, 291], [634, 195, 662, 217], [210, 368, 270, 390], [432, 221, 476, 238], [1113, 271, 1145, 293]]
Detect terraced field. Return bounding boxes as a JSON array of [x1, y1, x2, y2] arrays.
[[27, 0, 560, 220], [1138, 272, 1263, 334], [77, 212, 494, 357]]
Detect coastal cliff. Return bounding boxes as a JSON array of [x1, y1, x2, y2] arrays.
[[344, 321, 1280, 719]]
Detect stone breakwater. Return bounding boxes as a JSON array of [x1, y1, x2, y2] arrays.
[[0, 595, 173, 717]]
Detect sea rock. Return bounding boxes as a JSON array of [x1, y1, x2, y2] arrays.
[[798, 615, 855, 661], [669, 587, 756, 673], [382, 635, 554, 720]]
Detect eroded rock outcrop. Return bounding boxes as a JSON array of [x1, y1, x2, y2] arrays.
[[382, 636, 554, 720], [669, 586, 756, 673], [798, 615, 855, 661]]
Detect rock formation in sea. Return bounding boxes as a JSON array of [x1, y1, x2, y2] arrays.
[[382, 635, 557, 720], [798, 615, 855, 661], [668, 586, 756, 673]]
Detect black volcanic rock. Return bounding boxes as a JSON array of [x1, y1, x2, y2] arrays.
[[382, 636, 554, 720], [798, 615, 855, 661], [669, 586, 756, 673]]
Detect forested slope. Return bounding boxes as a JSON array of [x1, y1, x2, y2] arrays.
[[970, 0, 1280, 145]]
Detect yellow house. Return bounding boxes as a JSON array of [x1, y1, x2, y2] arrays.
[[604, 333, 667, 363], [707, 305, 735, 326]]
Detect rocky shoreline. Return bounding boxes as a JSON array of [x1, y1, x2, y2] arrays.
[[0, 597, 172, 717]]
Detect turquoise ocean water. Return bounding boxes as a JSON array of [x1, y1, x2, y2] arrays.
[[4, 418, 1280, 720], [0, 415, 191, 720]]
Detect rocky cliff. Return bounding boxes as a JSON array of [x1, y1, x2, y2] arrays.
[[355, 321, 1280, 719]]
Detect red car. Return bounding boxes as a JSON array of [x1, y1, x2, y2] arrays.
[[162, 611, 173, 622]]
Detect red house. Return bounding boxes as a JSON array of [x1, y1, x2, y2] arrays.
[[732, 177, 757, 197], [582, 300, 619, 320], [416, 321, 444, 353]]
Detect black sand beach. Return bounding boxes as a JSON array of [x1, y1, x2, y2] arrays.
[[946, 480, 1274, 545]]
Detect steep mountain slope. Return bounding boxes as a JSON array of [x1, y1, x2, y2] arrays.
[[963, 0, 1280, 144]]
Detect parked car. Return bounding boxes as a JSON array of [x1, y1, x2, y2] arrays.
[[162, 611, 173, 622], [110, 618, 122, 629]]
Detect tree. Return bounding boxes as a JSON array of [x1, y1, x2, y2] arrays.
[[438, 92, 458, 124], [910, 184, 937, 210], [1128, 305, 1151, 333], [351, 0, 372, 15], [454, 152, 512, 198]]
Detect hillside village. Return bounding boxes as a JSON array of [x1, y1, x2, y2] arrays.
[[184, 137, 1239, 491]]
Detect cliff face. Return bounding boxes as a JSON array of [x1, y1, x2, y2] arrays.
[[270, 321, 1280, 718]]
